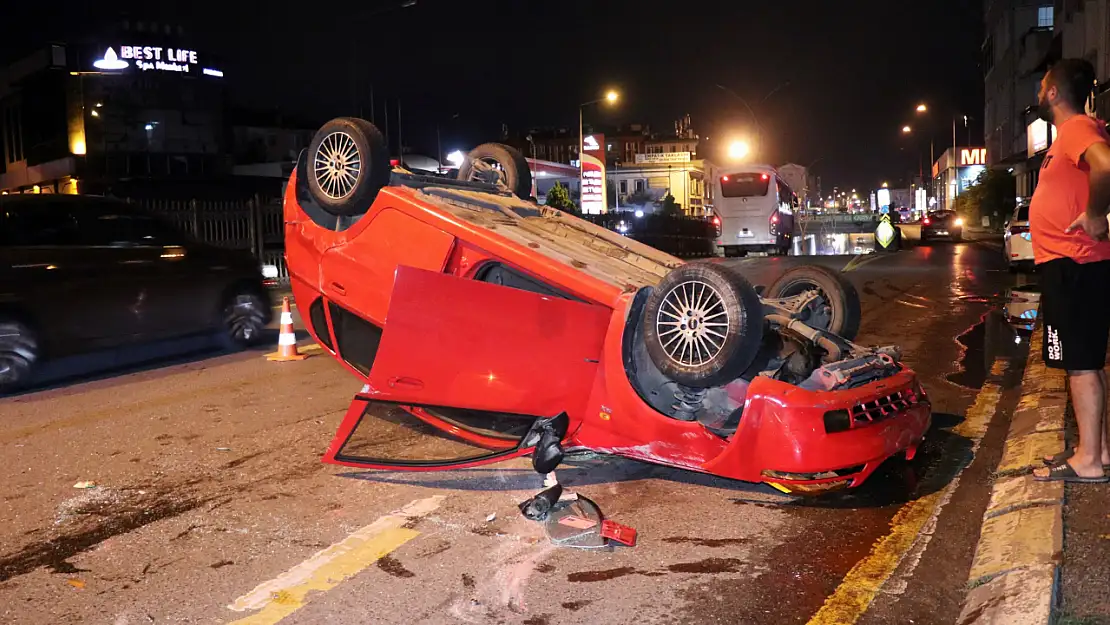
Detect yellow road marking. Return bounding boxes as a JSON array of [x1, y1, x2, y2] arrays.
[[842, 254, 884, 273], [227, 496, 444, 624], [806, 360, 1006, 625], [896, 299, 930, 309]]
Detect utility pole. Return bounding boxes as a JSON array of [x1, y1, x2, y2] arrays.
[[397, 98, 403, 165]]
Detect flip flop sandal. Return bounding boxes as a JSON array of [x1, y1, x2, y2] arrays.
[[1034, 461, 1110, 484], [1042, 449, 1110, 470]]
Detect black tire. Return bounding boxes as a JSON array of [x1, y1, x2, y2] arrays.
[[305, 117, 392, 217], [220, 291, 269, 349], [0, 319, 38, 394], [456, 143, 533, 200], [641, 263, 764, 388], [764, 265, 862, 341]]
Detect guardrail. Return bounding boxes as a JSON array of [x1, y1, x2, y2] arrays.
[[120, 195, 290, 284]]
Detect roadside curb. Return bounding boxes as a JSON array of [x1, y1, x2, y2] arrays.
[[957, 328, 1067, 625]]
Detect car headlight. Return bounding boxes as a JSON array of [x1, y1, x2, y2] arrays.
[[261, 264, 279, 279], [954, 218, 964, 227]]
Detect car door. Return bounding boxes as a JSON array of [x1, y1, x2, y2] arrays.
[[322, 265, 611, 471], [76, 202, 217, 341], [0, 199, 151, 355]]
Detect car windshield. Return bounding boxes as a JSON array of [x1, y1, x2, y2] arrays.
[[1016, 205, 1030, 221]]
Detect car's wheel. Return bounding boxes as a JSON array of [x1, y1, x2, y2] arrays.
[[0, 319, 38, 394], [305, 117, 392, 217], [641, 263, 764, 388], [764, 265, 862, 341], [221, 292, 268, 348], [456, 143, 533, 200]]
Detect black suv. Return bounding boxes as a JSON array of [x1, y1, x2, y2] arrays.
[[0, 194, 272, 393]]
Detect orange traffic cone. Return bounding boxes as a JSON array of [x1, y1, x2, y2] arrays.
[[267, 297, 309, 361]]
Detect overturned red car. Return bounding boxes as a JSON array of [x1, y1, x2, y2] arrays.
[[283, 117, 932, 495]]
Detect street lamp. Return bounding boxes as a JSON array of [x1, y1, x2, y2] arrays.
[[578, 89, 619, 170], [728, 140, 751, 160]]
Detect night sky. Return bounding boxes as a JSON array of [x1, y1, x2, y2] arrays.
[[2, 0, 984, 191]]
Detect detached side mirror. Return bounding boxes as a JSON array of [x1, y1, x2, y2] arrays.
[[522, 412, 569, 474]]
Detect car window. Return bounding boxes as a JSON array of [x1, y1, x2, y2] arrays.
[[76, 202, 186, 247], [0, 204, 82, 247], [1016, 204, 1030, 221], [721, 173, 770, 197]]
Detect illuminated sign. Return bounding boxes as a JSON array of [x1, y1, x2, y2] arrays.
[[876, 215, 896, 249], [93, 47, 128, 70], [635, 152, 691, 164], [959, 148, 987, 166], [580, 133, 608, 214], [877, 188, 891, 208], [1027, 119, 1058, 157], [91, 45, 223, 77]]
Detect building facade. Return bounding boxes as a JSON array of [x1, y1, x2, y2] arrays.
[[983, 0, 1055, 200], [0, 21, 232, 196], [931, 146, 990, 211]]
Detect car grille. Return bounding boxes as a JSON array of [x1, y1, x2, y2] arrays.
[[850, 388, 921, 427]]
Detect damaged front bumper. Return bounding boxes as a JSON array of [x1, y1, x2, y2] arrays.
[[704, 368, 932, 494]]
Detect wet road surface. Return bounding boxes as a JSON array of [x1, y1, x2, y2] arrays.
[[0, 241, 1034, 625]]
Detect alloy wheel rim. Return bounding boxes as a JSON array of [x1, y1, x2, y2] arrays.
[[656, 280, 730, 366], [313, 131, 362, 199], [226, 295, 265, 343]]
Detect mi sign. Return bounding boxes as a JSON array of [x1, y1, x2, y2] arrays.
[[959, 148, 987, 166]]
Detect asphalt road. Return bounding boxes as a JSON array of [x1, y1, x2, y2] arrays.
[[0, 239, 1034, 625]]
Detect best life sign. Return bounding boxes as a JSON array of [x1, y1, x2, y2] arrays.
[[93, 46, 222, 77]]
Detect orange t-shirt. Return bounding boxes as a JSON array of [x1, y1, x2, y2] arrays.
[[1029, 114, 1110, 264]]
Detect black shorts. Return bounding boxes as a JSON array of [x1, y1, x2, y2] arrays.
[[1039, 258, 1110, 371]]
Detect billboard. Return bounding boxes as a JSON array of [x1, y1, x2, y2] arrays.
[[580, 133, 607, 214], [91, 45, 224, 77], [634, 152, 691, 164]]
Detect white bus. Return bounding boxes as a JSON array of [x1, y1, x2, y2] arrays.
[[714, 165, 797, 257]]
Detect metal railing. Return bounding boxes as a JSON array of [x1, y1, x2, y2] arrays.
[[119, 194, 289, 284]]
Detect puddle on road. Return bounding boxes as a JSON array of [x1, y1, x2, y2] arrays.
[[946, 285, 1040, 390]]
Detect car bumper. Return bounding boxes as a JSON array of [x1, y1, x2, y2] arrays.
[[922, 227, 961, 238], [705, 370, 932, 494]]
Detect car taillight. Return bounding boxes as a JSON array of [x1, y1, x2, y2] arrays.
[[722, 175, 729, 182], [711, 216, 721, 226], [923, 217, 931, 225], [770, 212, 779, 236], [761, 173, 769, 180]]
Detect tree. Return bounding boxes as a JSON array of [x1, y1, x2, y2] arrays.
[[951, 168, 1015, 229], [545, 182, 577, 214], [659, 192, 683, 217]]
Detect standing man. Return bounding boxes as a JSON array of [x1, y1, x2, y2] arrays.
[[1032, 59, 1110, 483]]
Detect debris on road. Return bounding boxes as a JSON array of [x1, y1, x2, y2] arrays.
[[66, 578, 85, 589], [518, 484, 563, 521], [72, 481, 97, 489], [485, 512, 497, 522]]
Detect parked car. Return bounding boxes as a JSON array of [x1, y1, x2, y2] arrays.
[[283, 117, 932, 496], [920, 210, 964, 242], [0, 194, 273, 393], [1003, 203, 1033, 271]]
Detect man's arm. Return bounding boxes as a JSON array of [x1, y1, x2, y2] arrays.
[[1083, 141, 1110, 218]]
